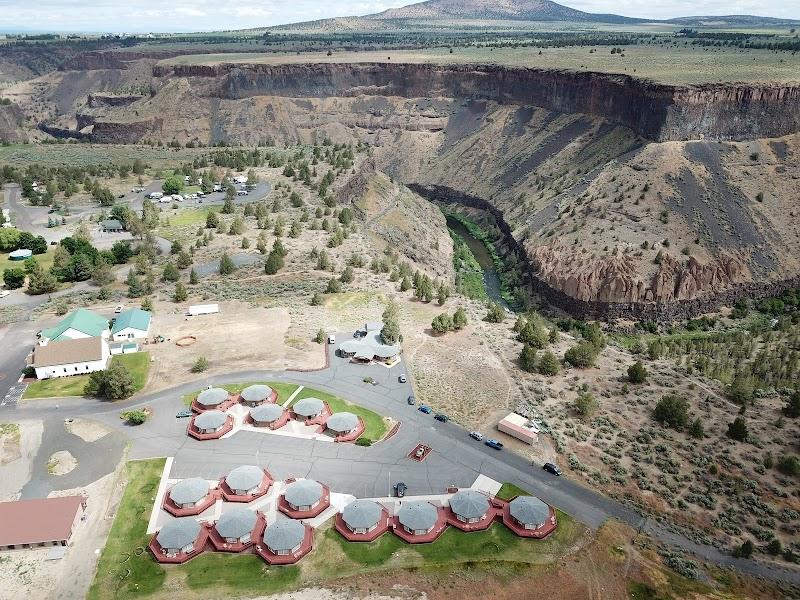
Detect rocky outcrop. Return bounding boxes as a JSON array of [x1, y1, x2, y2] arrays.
[[527, 243, 749, 304], [412, 183, 800, 321], [87, 93, 144, 108], [0, 103, 26, 142], [91, 117, 163, 143], [153, 62, 800, 141]]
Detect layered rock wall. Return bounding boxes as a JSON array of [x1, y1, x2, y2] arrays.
[[154, 62, 800, 141]]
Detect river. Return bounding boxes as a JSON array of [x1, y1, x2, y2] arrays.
[[446, 215, 508, 308]]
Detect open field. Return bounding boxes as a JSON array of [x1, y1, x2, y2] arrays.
[[290, 385, 390, 440], [159, 45, 800, 85], [0, 247, 55, 276], [23, 351, 150, 399], [0, 144, 210, 168]]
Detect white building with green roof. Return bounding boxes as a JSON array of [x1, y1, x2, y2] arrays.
[[39, 309, 109, 345], [111, 308, 152, 341]]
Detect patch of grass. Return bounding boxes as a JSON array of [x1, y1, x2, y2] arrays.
[[325, 511, 583, 574], [323, 290, 377, 312], [0, 248, 56, 278], [86, 458, 166, 600], [23, 352, 150, 400], [113, 351, 150, 391], [181, 381, 299, 406], [46, 457, 58, 474], [160, 206, 220, 228], [181, 553, 300, 594], [495, 483, 530, 501], [0, 423, 20, 440], [291, 386, 389, 440], [23, 374, 91, 399]]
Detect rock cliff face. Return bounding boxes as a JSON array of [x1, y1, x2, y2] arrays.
[[0, 104, 26, 142], [154, 62, 800, 141]]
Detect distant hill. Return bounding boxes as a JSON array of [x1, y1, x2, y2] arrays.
[[271, 0, 800, 31], [366, 0, 643, 24]]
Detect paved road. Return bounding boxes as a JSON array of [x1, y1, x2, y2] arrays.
[[2, 336, 799, 586]]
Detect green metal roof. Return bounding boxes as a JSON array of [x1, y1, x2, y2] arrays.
[[41, 308, 109, 341], [111, 308, 151, 334]]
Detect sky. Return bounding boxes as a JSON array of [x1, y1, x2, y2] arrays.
[[0, 0, 797, 33]]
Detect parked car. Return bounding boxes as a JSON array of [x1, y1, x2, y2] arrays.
[[398, 374, 407, 383], [414, 446, 426, 459], [394, 482, 407, 497], [237, 189, 249, 196], [469, 431, 484, 441], [484, 439, 504, 450], [407, 395, 416, 405], [0, 290, 10, 299], [542, 462, 562, 476], [434, 413, 449, 422], [418, 405, 432, 414], [114, 305, 124, 314], [175, 409, 192, 418], [47, 208, 56, 214], [327, 334, 336, 344]]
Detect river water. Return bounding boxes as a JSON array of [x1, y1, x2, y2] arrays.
[[446, 215, 507, 307]]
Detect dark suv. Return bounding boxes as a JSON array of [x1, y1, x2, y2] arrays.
[[543, 462, 562, 476], [434, 413, 449, 422], [394, 482, 407, 497]]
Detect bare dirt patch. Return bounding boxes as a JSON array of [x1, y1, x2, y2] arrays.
[[144, 300, 325, 391], [47, 450, 77, 476], [0, 422, 21, 466], [0, 419, 42, 501], [64, 418, 111, 443]]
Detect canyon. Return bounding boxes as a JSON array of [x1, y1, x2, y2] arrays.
[[3, 53, 800, 320]]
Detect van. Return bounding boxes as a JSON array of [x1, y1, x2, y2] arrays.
[[327, 334, 336, 344], [148, 192, 163, 200]]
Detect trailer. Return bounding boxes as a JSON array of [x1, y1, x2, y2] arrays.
[[187, 303, 219, 317]]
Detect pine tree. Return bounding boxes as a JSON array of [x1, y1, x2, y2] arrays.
[[173, 282, 188, 302]]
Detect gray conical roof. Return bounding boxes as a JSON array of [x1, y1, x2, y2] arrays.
[[293, 397, 325, 417], [169, 477, 210, 505], [156, 518, 200, 550], [241, 384, 273, 403], [215, 507, 257, 539], [284, 479, 323, 507], [225, 465, 264, 491], [197, 387, 229, 407], [194, 410, 227, 430], [449, 490, 489, 520], [263, 519, 305, 552], [326, 411, 359, 433], [509, 496, 550, 526], [397, 501, 438, 531], [341, 499, 383, 530], [250, 403, 284, 422]]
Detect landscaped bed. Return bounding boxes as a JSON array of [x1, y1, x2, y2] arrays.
[[23, 352, 151, 400]]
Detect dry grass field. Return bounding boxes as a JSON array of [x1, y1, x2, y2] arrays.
[[159, 45, 800, 85]]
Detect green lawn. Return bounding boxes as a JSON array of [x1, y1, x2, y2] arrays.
[[86, 458, 166, 600], [155, 206, 220, 242], [0, 248, 56, 278], [23, 351, 150, 399], [181, 554, 300, 595], [495, 482, 530, 502], [181, 381, 299, 406], [290, 386, 389, 441]]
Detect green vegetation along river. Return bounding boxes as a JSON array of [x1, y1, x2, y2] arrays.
[[446, 215, 508, 308]]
